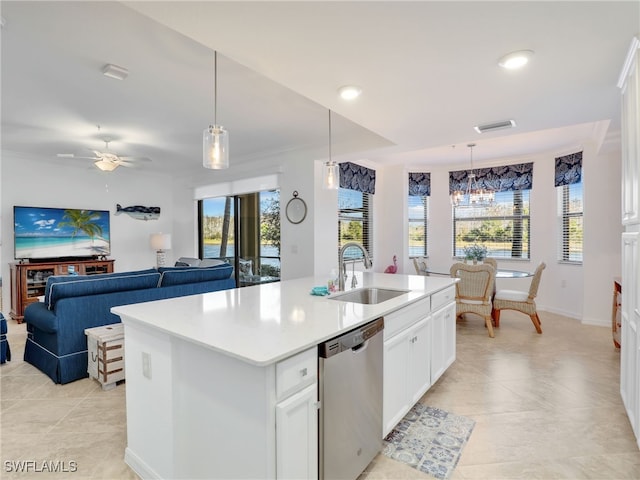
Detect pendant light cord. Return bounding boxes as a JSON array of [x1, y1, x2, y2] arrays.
[[214, 51, 218, 126], [328, 110, 332, 161]]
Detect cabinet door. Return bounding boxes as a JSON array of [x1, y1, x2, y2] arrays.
[[431, 302, 456, 384], [622, 41, 640, 225], [275, 383, 318, 480], [621, 231, 640, 439], [407, 317, 431, 405], [383, 329, 410, 436]]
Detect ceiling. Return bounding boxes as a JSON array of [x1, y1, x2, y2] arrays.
[[1, 1, 638, 177]]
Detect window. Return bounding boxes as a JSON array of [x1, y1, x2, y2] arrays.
[[453, 190, 531, 259], [199, 189, 281, 285], [408, 172, 431, 257], [338, 188, 373, 260], [557, 182, 583, 263], [555, 151, 583, 264]]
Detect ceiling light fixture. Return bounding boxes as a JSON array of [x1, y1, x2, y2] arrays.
[[323, 110, 339, 190], [338, 85, 362, 101], [498, 50, 534, 70], [203, 51, 229, 169], [94, 159, 118, 172], [450, 143, 494, 208], [102, 64, 129, 80]]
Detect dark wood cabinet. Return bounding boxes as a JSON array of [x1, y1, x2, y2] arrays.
[[10, 259, 115, 323]]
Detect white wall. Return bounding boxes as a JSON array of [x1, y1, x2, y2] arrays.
[[2, 141, 622, 326], [1, 154, 174, 310], [375, 145, 622, 325]]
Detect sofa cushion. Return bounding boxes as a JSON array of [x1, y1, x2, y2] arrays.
[[158, 264, 233, 287], [46, 269, 161, 310]]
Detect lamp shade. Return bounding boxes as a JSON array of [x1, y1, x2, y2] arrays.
[[150, 233, 172, 251], [203, 125, 229, 169], [323, 161, 339, 190]]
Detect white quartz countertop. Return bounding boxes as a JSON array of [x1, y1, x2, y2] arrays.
[[112, 272, 456, 366]]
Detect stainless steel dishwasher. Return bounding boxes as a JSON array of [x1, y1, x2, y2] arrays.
[[318, 317, 384, 480]]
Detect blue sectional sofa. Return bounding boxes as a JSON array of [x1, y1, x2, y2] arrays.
[[23, 264, 236, 384]]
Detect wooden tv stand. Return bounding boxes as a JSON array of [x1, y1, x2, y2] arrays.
[[9, 259, 115, 323]]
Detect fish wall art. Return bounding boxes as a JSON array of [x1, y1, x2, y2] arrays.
[[115, 204, 161, 221]]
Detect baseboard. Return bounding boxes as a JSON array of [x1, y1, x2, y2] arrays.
[[124, 447, 162, 480], [581, 316, 609, 327], [539, 306, 609, 328], [538, 305, 581, 320]]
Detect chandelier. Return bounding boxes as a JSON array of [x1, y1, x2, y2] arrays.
[[451, 143, 495, 208]]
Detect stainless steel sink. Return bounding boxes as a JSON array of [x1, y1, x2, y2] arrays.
[[328, 287, 409, 305]]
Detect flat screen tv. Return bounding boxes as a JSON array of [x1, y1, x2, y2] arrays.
[[14, 206, 111, 261]]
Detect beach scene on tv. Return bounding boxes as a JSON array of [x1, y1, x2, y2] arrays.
[[14, 206, 111, 260]]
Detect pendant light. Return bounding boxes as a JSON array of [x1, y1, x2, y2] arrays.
[[451, 143, 494, 207], [203, 51, 229, 169], [323, 110, 339, 190]]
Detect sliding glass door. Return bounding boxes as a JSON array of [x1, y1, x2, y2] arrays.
[[199, 190, 280, 286]]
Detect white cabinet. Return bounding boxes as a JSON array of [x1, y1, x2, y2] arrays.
[[621, 231, 640, 442], [275, 348, 318, 480], [407, 318, 432, 404], [621, 38, 640, 225], [383, 297, 433, 437], [431, 301, 456, 385], [620, 36, 640, 450], [276, 384, 318, 480]]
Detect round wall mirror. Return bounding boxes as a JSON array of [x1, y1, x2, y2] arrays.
[[285, 191, 307, 224]]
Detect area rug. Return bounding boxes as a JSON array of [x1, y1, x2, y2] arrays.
[[383, 403, 475, 479]]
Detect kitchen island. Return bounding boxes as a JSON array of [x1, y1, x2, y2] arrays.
[[112, 272, 457, 480]]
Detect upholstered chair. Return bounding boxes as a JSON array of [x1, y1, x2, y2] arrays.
[[492, 262, 546, 334], [413, 257, 428, 275], [450, 262, 496, 338]]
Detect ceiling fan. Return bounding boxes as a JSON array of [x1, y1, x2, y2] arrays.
[[57, 140, 151, 171]]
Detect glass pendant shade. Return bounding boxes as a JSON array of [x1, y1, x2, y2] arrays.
[[203, 124, 229, 169], [323, 161, 339, 190]]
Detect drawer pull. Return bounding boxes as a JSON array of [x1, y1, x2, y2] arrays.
[[300, 367, 308, 377]]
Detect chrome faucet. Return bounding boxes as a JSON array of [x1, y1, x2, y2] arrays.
[[338, 242, 373, 291]]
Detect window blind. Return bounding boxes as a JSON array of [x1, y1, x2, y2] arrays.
[[555, 152, 583, 263], [408, 172, 431, 257]]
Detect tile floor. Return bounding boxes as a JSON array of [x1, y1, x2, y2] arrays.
[[1, 310, 639, 479]]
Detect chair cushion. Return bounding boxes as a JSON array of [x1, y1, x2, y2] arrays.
[[495, 289, 529, 302], [198, 258, 225, 267], [158, 264, 233, 287], [459, 299, 485, 305]]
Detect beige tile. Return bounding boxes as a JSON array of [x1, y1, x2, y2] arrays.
[[1, 310, 639, 480]]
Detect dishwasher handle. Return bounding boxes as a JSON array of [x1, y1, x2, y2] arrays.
[[318, 317, 384, 358]]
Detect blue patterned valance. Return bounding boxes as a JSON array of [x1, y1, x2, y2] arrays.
[[449, 162, 533, 194], [408, 172, 431, 196], [555, 151, 582, 186], [340, 162, 376, 194]]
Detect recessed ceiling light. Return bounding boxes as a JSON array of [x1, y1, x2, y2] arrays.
[[498, 50, 534, 70], [102, 63, 129, 80], [338, 85, 362, 101]]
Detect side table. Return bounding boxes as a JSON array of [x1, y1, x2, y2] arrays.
[[84, 323, 125, 390], [612, 277, 622, 349]]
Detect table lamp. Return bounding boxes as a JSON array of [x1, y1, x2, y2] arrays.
[[150, 233, 172, 268]]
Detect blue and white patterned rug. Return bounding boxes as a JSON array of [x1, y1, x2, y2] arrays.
[[383, 404, 475, 479]]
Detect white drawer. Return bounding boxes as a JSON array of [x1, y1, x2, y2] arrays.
[[383, 297, 430, 340], [431, 286, 455, 311], [276, 347, 317, 401]]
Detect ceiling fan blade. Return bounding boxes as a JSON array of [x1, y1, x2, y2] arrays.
[[118, 156, 152, 162], [117, 160, 137, 167]]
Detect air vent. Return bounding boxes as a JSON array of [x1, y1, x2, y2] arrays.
[[474, 119, 516, 134]]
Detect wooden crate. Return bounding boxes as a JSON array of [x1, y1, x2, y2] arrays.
[[85, 323, 125, 390]]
